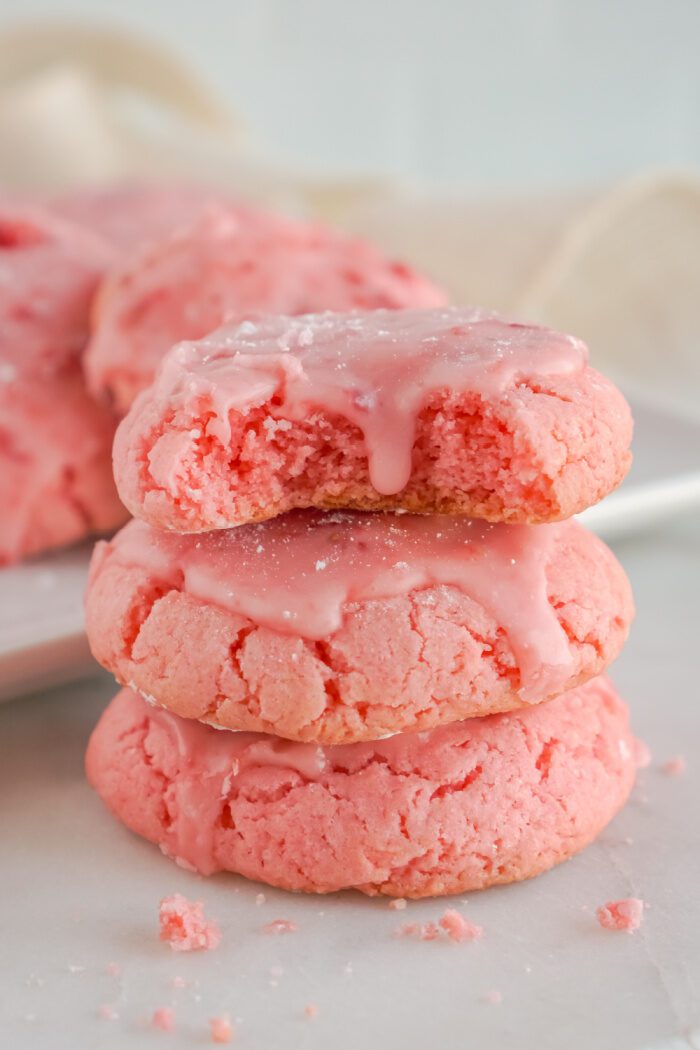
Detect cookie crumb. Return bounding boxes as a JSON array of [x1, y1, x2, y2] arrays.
[[439, 909, 483, 943], [388, 898, 407, 911], [170, 975, 188, 989], [262, 919, 298, 935], [634, 739, 652, 769], [304, 1004, 319, 1019], [596, 897, 645, 932], [481, 989, 503, 1005], [209, 1015, 234, 1043], [152, 1007, 176, 1032], [105, 962, 121, 978], [398, 921, 440, 941], [255, 893, 266, 907], [662, 755, 686, 776], [98, 1003, 119, 1021], [159, 894, 221, 952]]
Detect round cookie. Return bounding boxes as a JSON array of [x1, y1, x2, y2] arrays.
[[48, 182, 231, 256], [0, 201, 112, 377], [87, 204, 447, 413], [86, 677, 637, 897], [85, 512, 633, 743], [0, 366, 126, 564], [113, 307, 632, 531]]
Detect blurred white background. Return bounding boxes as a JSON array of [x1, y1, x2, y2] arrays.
[[3, 0, 700, 188]]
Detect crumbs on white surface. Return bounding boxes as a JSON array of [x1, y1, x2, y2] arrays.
[[209, 1014, 234, 1043], [634, 739, 652, 769], [152, 1007, 176, 1032], [596, 898, 645, 932], [439, 909, 483, 943], [255, 893, 266, 907], [304, 1004, 319, 1019], [262, 919, 298, 935], [388, 898, 407, 911], [98, 1004, 119, 1021], [159, 894, 222, 952], [662, 755, 686, 776], [105, 962, 121, 978], [397, 910, 482, 943], [481, 989, 503, 1005]]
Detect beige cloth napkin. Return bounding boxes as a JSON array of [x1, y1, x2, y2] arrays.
[[1, 22, 698, 415]]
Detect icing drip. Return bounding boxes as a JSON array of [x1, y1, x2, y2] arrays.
[[153, 307, 587, 495], [112, 510, 574, 701]]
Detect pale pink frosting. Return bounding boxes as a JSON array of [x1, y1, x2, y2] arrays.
[[87, 204, 447, 412], [107, 511, 574, 702], [150, 307, 586, 496]]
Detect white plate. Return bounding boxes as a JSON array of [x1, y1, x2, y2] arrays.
[[1, 396, 699, 702], [1, 515, 698, 1049]]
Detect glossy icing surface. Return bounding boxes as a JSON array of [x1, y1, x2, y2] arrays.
[[110, 510, 574, 701]]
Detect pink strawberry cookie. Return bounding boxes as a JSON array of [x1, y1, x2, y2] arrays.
[[0, 201, 112, 378], [113, 307, 632, 531], [86, 676, 637, 897], [0, 366, 126, 564], [86, 205, 447, 413], [85, 511, 633, 743], [48, 181, 231, 256]]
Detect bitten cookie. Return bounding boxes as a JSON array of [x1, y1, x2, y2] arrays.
[[113, 307, 632, 530], [86, 512, 633, 743], [0, 367, 126, 563], [87, 205, 447, 413], [86, 677, 637, 897]]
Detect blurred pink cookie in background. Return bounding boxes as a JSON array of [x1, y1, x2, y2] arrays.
[[48, 181, 232, 256], [87, 204, 447, 412], [0, 201, 112, 377], [85, 512, 633, 742], [0, 202, 126, 563], [114, 307, 632, 531], [86, 676, 637, 897]]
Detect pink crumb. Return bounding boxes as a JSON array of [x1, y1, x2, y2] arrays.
[[482, 989, 503, 1005], [596, 898, 645, 932], [262, 919, 298, 935], [152, 1007, 176, 1032], [304, 1004, 319, 1019], [662, 756, 686, 776], [634, 739, 652, 769], [170, 976, 188, 989], [105, 962, 121, 978], [398, 921, 440, 941], [159, 894, 221, 952], [98, 1004, 119, 1021], [388, 898, 407, 911], [209, 1015, 234, 1043], [439, 909, 483, 943], [255, 893, 266, 906]]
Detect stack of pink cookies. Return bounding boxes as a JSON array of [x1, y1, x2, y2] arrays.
[[86, 306, 637, 898]]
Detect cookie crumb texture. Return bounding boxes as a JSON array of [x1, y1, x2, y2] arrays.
[[86, 677, 636, 897], [113, 309, 632, 531], [596, 898, 644, 932], [158, 894, 221, 952]]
